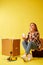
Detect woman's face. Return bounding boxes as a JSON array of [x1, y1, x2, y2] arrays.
[[30, 23, 35, 32]]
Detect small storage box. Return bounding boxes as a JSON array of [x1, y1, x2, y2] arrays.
[[2, 39, 20, 56]]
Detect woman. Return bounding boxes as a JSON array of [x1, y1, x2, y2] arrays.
[[22, 23, 41, 62]]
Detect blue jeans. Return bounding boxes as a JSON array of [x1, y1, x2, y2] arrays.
[[22, 40, 38, 54]]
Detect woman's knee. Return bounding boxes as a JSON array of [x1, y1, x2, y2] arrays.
[[28, 41, 32, 46]]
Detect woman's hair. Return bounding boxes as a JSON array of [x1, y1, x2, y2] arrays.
[[30, 22, 38, 32]]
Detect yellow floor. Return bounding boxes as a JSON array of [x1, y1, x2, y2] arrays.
[[0, 54, 43, 65]]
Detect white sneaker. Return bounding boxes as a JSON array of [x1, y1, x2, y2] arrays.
[[21, 54, 26, 58], [21, 54, 27, 62], [27, 54, 32, 61]]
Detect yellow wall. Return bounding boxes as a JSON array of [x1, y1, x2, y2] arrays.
[[0, 0, 43, 54]]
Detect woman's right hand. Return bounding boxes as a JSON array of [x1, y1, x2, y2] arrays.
[[22, 33, 26, 40]]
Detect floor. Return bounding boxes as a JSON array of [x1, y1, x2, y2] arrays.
[[0, 54, 43, 65]]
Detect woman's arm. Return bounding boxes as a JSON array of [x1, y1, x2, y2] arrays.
[[34, 32, 40, 40], [32, 32, 40, 42], [22, 33, 29, 41]]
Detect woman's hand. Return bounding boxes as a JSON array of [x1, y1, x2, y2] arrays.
[[22, 33, 26, 40]]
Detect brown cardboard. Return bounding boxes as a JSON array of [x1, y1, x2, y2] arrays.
[[2, 39, 20, 56]]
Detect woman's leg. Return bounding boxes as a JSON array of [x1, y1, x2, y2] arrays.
[[22, 41, 38, 61], [22, 40, 28, 61], [26, 41, 38, 54], [22, 40, 28, 51], [26, 42, 38, 61]]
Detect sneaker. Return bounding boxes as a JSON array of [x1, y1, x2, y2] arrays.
[[21, 54, 27, 62], [27, 54, 32, 61]]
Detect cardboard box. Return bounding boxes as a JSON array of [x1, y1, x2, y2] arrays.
[[2, 39, 20, 56]]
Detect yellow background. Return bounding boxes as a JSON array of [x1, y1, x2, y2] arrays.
[[0, 0, 43, 54]]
